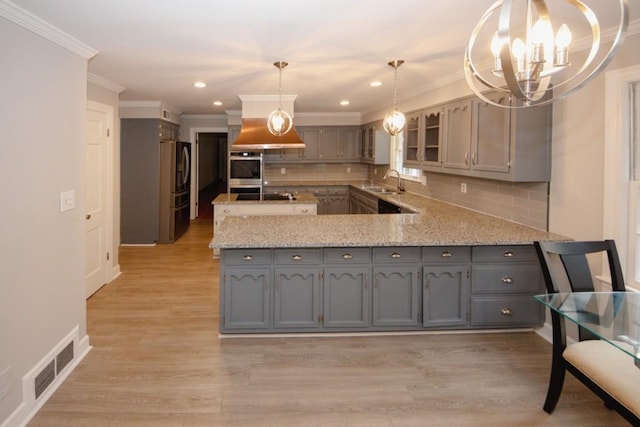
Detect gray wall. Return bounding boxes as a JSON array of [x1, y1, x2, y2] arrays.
[[0, 16, 88, 424]]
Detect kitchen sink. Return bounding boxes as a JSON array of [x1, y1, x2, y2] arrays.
[[364, 187, 398, 195]]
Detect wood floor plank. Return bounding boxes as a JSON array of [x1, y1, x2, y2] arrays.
[[27, 218, 629, 426]]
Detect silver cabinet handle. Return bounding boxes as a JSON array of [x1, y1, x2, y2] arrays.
[[224, 209, 231, 213], [342, 253, 353, 260], [292, 255, 303, 261], [501, 277, 514, 284], [391, 252, 401, 258], [464, 152, 469, 165], [471, 152, 477, 165], [501, 308, 513, 316], [242, 254, 253, 261], [301, 208, 308, 213], [440, 251, 452, 258], [503, 251, 515, 257]]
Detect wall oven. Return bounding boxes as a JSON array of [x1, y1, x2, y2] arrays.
[[228, 151, 263, 197]]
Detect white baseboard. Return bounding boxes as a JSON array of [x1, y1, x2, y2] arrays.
[[1, 326, 91, 427]]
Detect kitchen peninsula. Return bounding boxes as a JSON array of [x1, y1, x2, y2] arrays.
[[210, 187, 566, 335]]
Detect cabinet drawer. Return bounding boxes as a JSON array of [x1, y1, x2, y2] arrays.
[[422, 246, 470, 263], [470, 296, 543, 327], [472, 245, 537, 262], [373, 247, 421, 263], [223, 249, 271, 265], [472, 264, 543, 293], [324, 248, 371, 264], [274, 249, 321, 265]]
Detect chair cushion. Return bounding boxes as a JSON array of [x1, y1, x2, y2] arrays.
[[564, 340, 640, 416]]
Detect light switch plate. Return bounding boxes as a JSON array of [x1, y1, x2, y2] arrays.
[[60, 190, 75, 212]]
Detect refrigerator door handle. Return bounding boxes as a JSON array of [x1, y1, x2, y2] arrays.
[[182, 145, 190, 186]]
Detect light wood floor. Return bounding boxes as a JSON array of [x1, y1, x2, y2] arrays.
[[28, 219, 628, 426]]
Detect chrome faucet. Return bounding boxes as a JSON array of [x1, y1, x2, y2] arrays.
[[383, 169, 403, 192]]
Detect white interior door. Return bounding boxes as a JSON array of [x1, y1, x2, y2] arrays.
[[86, 105, 109, 297]]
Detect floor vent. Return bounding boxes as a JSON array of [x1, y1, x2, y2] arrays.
[[56, 341, 74, 374], [34, 361, 55, 399]]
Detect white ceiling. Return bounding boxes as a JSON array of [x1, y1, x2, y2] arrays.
[[9, 0, 639, 115]]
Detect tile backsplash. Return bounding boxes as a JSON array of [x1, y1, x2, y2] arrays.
[[374, 168, 549, 230], [264, 162, 549, 231]]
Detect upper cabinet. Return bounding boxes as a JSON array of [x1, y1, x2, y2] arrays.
[[264, 126, 360, 164], [360, 121, 390, 165], [415, 92, 551, 182], [404, 106, 444, 169]]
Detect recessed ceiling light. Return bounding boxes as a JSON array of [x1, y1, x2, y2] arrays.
[[340, 100, 350, 106], [212, 101, 223, 106], [193, 81, 207, 88], [369, 81, 382, 87]]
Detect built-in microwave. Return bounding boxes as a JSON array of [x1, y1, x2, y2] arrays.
[[228, 151, 263, 189]]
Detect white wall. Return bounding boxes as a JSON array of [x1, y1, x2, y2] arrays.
[[549, 31, 640, 240], [0, 16, 89, 425]]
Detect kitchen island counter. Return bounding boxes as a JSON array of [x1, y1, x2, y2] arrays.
[[210, 195, 565, 249]]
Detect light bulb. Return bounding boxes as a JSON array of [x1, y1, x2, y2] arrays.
[[531, 19, 553, 46], [383, 110, 406, 136], [267, 109, 293, 136], [490, 31, 502, 57], [556, 24, 572, 49]]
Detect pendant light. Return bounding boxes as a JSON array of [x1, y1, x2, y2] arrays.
[[267, 61, 294, 136], [383, 60, 406, 136], [464, 0, 628, 108]]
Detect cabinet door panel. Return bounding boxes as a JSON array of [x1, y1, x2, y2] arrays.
[[274, 268, 321, 328], [224, 268, 270, 329], [404, 113, 420, 166], [442, 99, 472, 170], [319, 127, 340, 161], [324, 267, 370, 328], [423, 266, 469, 328], [372, 267, 419, 327], [340, 127, 360, 161], [472, 94, 511, 173]]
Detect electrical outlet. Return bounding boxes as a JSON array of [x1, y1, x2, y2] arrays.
[[460, 183, 467, 193], [346, 167, 351, 173], [280, 167, 286, 175], [59, 190, 75, 212]]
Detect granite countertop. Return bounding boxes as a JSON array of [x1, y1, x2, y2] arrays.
[[212, 192, 318, 204], [210, 185, 567, 249]]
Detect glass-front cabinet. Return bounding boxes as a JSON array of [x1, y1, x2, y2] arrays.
[[403, 106, 443, 168]]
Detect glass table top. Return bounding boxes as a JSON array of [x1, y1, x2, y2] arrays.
[[535, 292, 640, 364]]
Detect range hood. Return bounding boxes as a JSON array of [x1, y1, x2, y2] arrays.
[[231, 95, 305, 150]]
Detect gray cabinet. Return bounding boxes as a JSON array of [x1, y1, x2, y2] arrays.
[[218, 244, 543, 334], [372, 247, 421, 327], [442, 99, 473, 170], [404, 107, 443, 168], [349, 187, 378, 214], [221, 249, 271, 330], [264, 126, 361, 164], [273, 249, 322, 326], [323, 247, 371, 328], [324, 267, 371, 328], [418, 92, 551, 182], [360, 122, 391, 165], [470, 245, 544, 327], [121, 118, 180, 244], [422, 246, 470, 328]]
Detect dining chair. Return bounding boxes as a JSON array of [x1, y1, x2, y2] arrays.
[[534, 240, 639, 424]]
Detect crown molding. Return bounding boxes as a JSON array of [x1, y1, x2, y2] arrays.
[[88, 73, 125, 93], [0, 0, 97, 59], [180, 114, 228, 120]]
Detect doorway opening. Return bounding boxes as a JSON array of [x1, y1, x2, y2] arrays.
[[197, 132, 228, 219]]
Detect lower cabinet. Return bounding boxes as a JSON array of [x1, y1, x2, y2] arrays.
[[219, 245, 543, 333], [323, 267, 371, 328], [422, 266, 469, 328]]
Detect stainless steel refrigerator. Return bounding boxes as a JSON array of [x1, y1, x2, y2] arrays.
[[159, 140, 191, 243]]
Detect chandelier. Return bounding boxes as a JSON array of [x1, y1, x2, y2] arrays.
[[464, 0, 629, 108], [383, 60, 406, 136], [267, 61, 294, 136]]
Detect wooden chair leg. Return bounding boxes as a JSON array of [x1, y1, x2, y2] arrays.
[[543, 358, 566, 413]]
